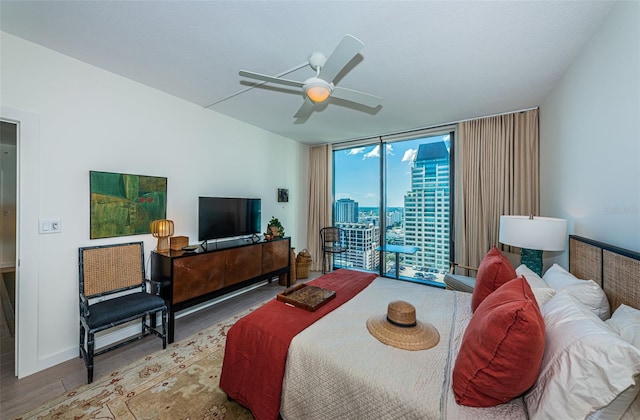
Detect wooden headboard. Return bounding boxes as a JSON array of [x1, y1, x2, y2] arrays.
[[569, 235, 640, 311]]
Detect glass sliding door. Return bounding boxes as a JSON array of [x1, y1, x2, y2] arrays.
[[333, 143, 381, 272], [333, 128, 453, 286], [383, 133, 452, 286]]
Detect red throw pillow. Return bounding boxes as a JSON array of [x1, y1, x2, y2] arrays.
[[471, 246, 517, 312], [452, 276, 545, 407]]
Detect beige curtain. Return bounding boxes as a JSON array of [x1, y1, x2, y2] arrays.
[[307, 144, 333, 272], [454, 109, 539, 269]]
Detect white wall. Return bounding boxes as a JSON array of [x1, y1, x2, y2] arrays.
[[540, 0, 640, 265], [0, 32, 310, 377]]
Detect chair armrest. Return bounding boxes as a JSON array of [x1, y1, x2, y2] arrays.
[[449, 261, 479, 274], [444, 273, 476, 293]]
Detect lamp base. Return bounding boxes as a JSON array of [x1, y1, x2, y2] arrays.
[[157, 236, 170, 253], [520, 248, 543, 276]]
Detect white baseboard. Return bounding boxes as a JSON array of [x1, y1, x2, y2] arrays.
[[30, 281, 270, 378], [32, 317, 163, 378]]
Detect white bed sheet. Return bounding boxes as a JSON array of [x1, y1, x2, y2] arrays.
[[280, 276, 528, 420]]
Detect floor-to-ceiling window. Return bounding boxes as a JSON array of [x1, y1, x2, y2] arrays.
[[333, 144, 381, 272], [333, 127, 454, 286]]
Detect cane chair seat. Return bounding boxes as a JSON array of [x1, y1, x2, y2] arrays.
[[83, 292, 166, 329]]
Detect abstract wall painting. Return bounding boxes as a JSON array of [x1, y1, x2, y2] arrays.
[[90, 171, 167, 239]]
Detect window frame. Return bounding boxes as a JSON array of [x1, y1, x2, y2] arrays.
[[332, 125, 456, 285]]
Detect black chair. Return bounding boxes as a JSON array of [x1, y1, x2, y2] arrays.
[[320, 227, 348, 274], [79, 241, 167, 383]]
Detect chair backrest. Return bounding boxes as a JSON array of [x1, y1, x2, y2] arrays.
[[79, 242, 145, 298], [321, 227, 342, 246]]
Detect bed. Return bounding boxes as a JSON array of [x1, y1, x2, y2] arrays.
[[220, 235, 640, 420]]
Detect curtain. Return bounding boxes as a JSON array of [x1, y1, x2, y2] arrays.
[[307, 144, 333, 271], [454, 109, 539, 269]]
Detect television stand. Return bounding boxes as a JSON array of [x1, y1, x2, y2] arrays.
[[151, 236, 291, 343]]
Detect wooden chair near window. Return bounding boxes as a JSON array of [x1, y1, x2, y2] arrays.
[[320, 227, 348, 274], [443, 262, 478, 293], [78, 241, 167, 383]]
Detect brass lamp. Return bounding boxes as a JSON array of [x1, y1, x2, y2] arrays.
[[151, 219, 174, 252]]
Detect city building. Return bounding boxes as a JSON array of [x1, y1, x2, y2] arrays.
[[335, 222, 380, 271], [386, 208, 404, 227], [335, 198, 359, 223], [403, 141, 450, 272]]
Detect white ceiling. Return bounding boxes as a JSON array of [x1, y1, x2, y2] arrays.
[[0, 1, 616, 145]]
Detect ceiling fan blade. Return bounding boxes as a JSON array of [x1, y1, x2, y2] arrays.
[[294, 97, 315, 119], [318, 34, 364, 83], [239, 70, 304, 88], [332, 86, 382, 108]]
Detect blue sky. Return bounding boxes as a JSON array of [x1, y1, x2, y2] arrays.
[[334, 134, 450, 207]]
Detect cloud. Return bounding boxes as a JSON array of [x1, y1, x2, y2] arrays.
[[347, 147, 366, 155], [386, 144, 394, 156], [402, 148, 418, 163], [363, 145, 380, 159], [363, 144, 394, 159]]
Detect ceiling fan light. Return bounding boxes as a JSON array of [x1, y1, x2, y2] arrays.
[[306, 85, 331, 103]]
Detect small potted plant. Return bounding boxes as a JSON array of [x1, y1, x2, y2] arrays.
[[265, 216, 285, 240]]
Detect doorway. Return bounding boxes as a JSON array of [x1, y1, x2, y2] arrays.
[[0, 121, 17, 372], [1, 107, 40, 379]]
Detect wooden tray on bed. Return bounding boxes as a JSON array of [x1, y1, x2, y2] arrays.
[[277, 283, 336, 312]]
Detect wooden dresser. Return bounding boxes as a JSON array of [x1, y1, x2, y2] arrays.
[[151, 236, 290, 342]]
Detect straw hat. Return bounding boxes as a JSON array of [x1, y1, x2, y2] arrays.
[[366, 300, 440, 351]]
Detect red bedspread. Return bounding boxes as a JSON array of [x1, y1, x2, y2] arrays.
[[219, 269, 377, 420]]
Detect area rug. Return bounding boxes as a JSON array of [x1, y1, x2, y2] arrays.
[[16, 307, 259, 420]]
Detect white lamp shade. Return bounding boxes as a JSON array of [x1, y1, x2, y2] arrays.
[[499, 215, 567, 251]]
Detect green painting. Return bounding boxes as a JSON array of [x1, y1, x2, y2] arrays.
[[90, 171, 167, 239]]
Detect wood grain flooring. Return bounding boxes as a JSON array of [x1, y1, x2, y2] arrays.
[[0, 272, 321, 419]]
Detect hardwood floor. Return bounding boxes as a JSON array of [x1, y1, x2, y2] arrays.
[[0, 272, 321, 419]]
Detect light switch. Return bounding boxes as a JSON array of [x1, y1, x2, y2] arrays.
[[39, 218, 62, 234]]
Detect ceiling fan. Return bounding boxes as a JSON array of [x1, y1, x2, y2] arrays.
[[239, 34, 382, 119]]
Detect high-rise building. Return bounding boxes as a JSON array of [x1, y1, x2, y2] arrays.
[[386, 208, 404, 227], [335, 198, 359, 223], [335, 222, 380, 270], [403, 141, 450, 272]]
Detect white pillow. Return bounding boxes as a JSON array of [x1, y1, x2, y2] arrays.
[[530, 287, 556, 307], [606, 304, 640, 348], [543, 263, 610, 319], [524, 291, 640, 420], [516, 264, 548, 288], [587, 380, 640, 420], [591, 304, 640, 419], [516, 264, 556, 306]]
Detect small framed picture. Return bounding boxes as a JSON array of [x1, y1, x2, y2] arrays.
[[277, 188, 289, 203]]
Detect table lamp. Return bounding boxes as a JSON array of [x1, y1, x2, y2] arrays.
[[499, 215, 567, 276], [151, 219, 174, 252]]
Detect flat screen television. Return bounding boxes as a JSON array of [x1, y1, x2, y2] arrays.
[[198, 197, 261, 241]]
